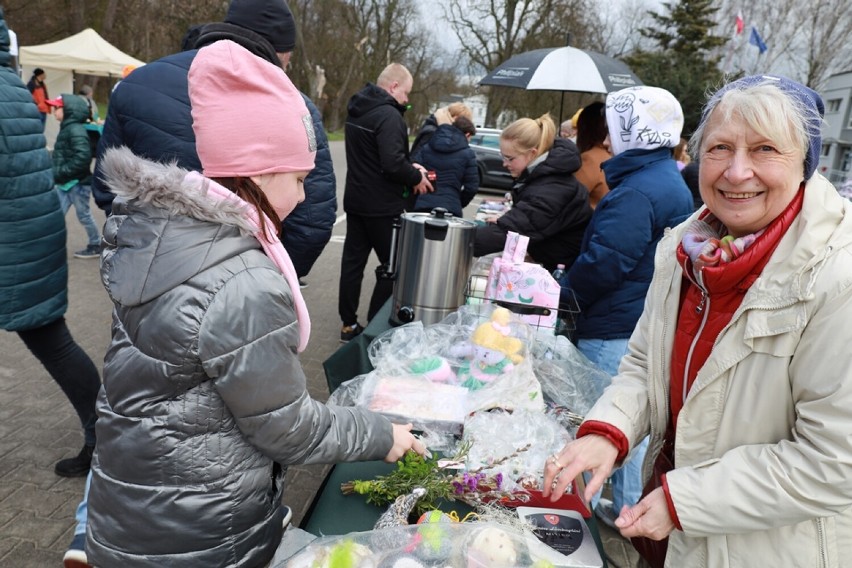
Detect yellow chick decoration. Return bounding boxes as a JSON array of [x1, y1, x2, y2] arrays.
[[459, 307, 524, 391]]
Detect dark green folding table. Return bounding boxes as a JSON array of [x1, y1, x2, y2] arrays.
[[322, 299, 394, 394]]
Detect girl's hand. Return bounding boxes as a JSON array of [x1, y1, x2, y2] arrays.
[[384, 423, 426, 463]]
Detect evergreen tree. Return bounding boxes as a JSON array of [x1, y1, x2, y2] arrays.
[[626, 0, 728, 137]]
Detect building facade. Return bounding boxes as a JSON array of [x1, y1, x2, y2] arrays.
[[818, 71, 852, 192], [429, 93, 489, 128]]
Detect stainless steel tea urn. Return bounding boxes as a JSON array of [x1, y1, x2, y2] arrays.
[[389, 208, 476, 326]]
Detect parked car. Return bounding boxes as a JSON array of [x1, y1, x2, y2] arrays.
[[469, 127, 502, 150], [469, 128, 513, 191]]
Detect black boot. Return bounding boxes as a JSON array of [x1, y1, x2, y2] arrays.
[[55, 444, 95, 477]]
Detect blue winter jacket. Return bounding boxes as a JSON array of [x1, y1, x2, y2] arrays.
[[0, 10, 68, 332], [411, 123, 479, 217], [562, 147, 693, 339], [92, 24, 336, 277]]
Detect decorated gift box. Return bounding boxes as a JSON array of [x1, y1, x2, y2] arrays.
[[485, 231, 560, 330]]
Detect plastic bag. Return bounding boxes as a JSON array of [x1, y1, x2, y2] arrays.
[[329, 304, 544, 435], [531, 334, 611, 417], [280, 520, 602, 567], [461, 409, 572, 495]]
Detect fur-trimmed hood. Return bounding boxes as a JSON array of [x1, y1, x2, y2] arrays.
[[100, 146, 256, 232], [99, 147, 262, 307]]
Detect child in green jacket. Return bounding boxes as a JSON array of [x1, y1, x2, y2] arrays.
[[47, 93, 100, 258]]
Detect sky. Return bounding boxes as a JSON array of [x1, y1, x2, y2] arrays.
[[422, 0, 665, 70]]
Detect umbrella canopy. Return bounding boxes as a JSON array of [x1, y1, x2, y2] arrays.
[[479, 46, 642, 94]]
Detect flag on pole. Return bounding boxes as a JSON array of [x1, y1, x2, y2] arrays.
[[749, 26, 768, 54], [735, 11, 744, 35]]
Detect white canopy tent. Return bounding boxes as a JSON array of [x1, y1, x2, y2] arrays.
[[19, 28, 145, 148]]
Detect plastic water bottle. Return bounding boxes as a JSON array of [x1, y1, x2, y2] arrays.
[[551, 263, 566, 283]]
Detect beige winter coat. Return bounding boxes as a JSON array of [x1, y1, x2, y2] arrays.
[[585, 174, 852, 567]]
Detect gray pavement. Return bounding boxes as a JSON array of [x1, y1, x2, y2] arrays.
[[0, 140, 643, 567]]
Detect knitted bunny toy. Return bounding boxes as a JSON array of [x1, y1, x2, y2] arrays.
[[456, 308, 524, 391]]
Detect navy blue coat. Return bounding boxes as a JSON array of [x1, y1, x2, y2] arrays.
[[563, 147, 694, 339], [411, 123, 478, 217], [0, 11, 67, 332], [92, 24, 336, 277]]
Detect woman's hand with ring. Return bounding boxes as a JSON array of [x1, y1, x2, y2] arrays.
[[542, 435, 619, 502]]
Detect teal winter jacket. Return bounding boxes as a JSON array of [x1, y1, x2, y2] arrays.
[[0, 7, 68, 332]]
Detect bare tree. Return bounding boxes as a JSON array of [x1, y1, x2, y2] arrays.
[[715, 0, 852, 89], [290, 0, 371, 131], [584, 0, 656, 57], [445, 0, 596, 75], [292, 0, 444, 132], [8, 0, 226, 61], [794, 0, 852, 89], [444, 0, 601, 125]]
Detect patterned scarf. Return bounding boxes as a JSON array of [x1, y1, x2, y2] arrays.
[[681, 213, 764, 271]]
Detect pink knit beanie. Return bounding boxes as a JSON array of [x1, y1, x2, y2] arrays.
[[188, 40, 316, 177]]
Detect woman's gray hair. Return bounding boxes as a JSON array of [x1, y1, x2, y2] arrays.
[[689, 75, 825, 180]]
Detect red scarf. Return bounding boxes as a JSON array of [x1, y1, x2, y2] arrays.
[[670, 187, 804, 425]]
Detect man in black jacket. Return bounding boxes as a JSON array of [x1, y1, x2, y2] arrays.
[[338, 63, 432, 341]]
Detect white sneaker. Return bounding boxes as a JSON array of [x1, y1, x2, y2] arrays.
[[63, 533, 91, 568]]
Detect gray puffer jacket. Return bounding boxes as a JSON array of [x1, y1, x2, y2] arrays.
[[87, 148, 393, 567]]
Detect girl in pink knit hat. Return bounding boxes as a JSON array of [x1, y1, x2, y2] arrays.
[[85, 40, 425, 567]]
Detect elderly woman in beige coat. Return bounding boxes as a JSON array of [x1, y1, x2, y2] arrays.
[[543, 74, 852, 568]]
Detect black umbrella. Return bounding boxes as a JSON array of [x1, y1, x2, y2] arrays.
[[479, 46, 643, 122]]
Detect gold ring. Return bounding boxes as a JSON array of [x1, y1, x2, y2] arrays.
[[549, 454, 564, 469]]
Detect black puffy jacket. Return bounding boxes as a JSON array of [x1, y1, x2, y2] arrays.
[[473, 138, 592, 271], [343, 83, 422, 217], [92, 23, 336, 277]]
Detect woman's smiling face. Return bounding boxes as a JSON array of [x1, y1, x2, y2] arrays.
[[699, 111, 804, 237]]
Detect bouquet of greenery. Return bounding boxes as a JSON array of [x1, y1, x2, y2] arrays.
[[340, 443, 532, 518]]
